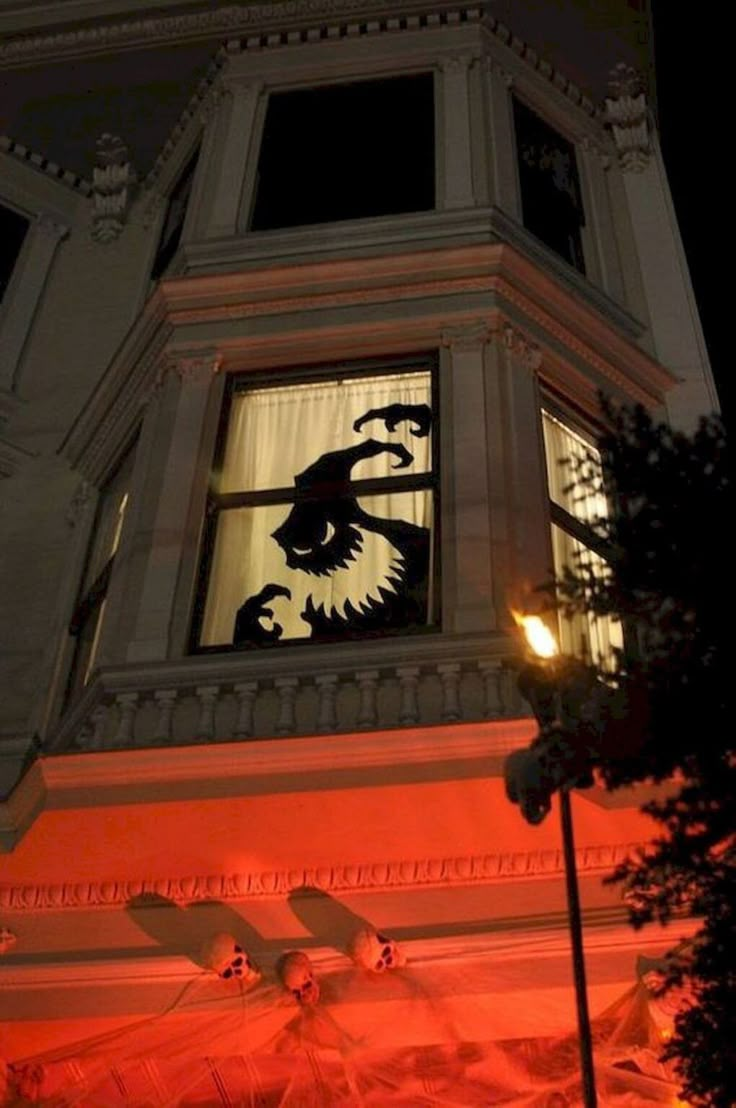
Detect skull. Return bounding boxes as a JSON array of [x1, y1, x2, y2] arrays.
[[0, 928, 16, 955], [278, 950, 320, 1006], [348, 926, 406, 973], [199, 932, 261, 987]]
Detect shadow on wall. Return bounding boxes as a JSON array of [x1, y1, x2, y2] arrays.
[[126, 893, 285, 967]]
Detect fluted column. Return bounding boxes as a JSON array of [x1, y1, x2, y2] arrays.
[[441, 322, 496, 632], [197, 76, 264, 238], [438, 54, 475, 210], [126, 349, 220, 663]]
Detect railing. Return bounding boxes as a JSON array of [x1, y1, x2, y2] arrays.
[[48, 633, 525, 753]]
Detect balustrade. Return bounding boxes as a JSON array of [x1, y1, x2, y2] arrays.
[[48, 635, 525, 754]]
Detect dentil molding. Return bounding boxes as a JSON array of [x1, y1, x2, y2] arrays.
[[0, 841, 646, 911]]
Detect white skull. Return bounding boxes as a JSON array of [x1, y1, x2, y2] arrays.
[[0, 928, 17, 955], [349, 926, 405, 973], [278, 951, 320, 1005], [199, 932, 261, 987]]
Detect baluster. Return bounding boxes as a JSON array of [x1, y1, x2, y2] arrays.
[[89, 703, 109, 750], [275, 677, 298, 736], [396, 666, 420, 725], [196, 685, 220, 741], [478, 661, 503, 718], [114, 693, 139, 747], [438, 663, 461, 722], [153, 689, 177, 744], [356, 670, 379, 729], [315, 674, 338, 733], [234, 681, 258, 739]]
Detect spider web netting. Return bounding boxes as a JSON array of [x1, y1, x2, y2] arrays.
[[3, 956, 680, 1107]]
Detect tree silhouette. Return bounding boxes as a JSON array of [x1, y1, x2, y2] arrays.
[[552, 402, 733, 1106]]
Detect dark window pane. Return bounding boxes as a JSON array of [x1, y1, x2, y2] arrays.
[[0, 203, 30, 302], [151, 148, 200, 280], [513, 98, 586, 273], [251, 74, 435, 231]]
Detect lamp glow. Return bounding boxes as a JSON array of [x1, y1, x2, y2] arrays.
[[515, 613, 559, 659]]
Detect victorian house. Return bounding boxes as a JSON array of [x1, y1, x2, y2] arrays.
[[0, 0, 717, 1102]]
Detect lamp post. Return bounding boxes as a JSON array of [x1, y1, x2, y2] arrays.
[[505, 615, 598, 1108]]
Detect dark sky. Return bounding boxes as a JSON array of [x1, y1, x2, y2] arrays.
[[651, 1, 727, 425]]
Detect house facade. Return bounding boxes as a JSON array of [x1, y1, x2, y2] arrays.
[[0, 1, 716, 1102]]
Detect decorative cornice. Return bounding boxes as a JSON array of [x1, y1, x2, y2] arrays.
[[481, 15, 598, 120], [0, 1, 483, 67], [143, 55, 226, 191], [0, 135, 91, 194], [0, 841, 646, 910]]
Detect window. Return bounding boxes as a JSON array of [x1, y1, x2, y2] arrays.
[[150, 147, 200, 280], [513, 98, 585, 273], [0, 201, 30, 303], [250, 74, 435, 231], [542, 408, 622, 666], [194, 358, 438, 650], [66, 446, 134, 701]]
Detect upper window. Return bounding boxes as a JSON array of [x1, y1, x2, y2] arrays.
[[194, 358, 438, 650], [0, 202, 30, 303], [250, 74, 435, 231], [513, 99, 585, 274], [66, 445, 134, 701], [542, 407, 622, 666], [151, 147, 200, 280]]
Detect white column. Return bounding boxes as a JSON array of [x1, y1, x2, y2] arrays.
[[441, 322, 495, 632], [438, 55, 475, 210], [198, 78, 264, 238], [621, 138, 718, 427], [484, 324, 551, 623], [0, 213, 68, 392], [578, 140, 625, 303], [483, 58, 521, 218], [126, 349, 219, 663]]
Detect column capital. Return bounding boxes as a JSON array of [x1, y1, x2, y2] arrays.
[[441, 320, 493, 351], [162, 348, 222, 386], [35, 212, 70, 240], [499, 322, 542, 370]]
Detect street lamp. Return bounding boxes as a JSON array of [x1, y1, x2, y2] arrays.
[[505, 614, 599, 1108]]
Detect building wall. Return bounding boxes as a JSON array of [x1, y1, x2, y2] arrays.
[[0, 1, 714, 1087]]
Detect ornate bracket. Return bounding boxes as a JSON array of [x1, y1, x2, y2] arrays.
[[91, 133, 137, 243], [604, 64, 650, 173]]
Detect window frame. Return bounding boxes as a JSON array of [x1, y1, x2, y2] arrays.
[[190, 352, 441, 653], [0, 199, 31, 305], [247, 70, 437, 234], [65, 438, 136, 703], [150, 144, 201, 281], [511, 94, 587, 275], [540, 396, 620, 665]]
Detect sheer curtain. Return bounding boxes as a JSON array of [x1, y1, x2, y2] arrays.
[[542, 410, 622, 666], [201, 373, 433, 645]]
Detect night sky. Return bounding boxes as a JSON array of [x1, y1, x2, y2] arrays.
[[652, 2, 728, 425]]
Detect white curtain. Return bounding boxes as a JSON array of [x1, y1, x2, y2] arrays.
[[542, 411, 622, 667], [202, 373, 433, 645]]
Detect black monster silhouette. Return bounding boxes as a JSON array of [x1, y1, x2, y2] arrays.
[[233, 404, 432, 646]]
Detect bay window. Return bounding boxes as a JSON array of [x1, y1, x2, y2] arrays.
[[194, 358, 438, 650], [542, 407, 622, 666]]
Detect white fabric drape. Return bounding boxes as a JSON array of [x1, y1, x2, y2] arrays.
[[542, 411, 622, 667], [202, 373, 433, 645]]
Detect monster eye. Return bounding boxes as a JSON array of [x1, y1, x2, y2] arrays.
[[291, 520, 336, 555]]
